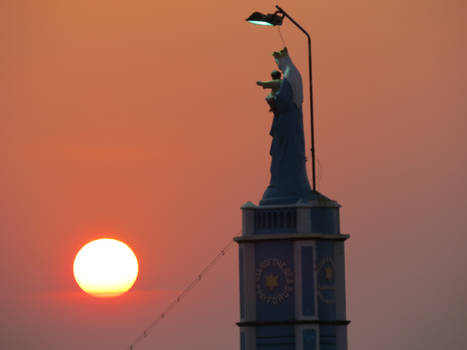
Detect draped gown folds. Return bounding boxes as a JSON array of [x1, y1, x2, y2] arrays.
[[260, 78, 314, 205]]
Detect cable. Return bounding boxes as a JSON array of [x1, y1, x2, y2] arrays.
[[317, 158, 322, 189], [126, 237, 237, 350], [277, 26, 287, 47]]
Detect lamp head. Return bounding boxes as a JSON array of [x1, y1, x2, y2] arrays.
[[246, 11, 283, 26]]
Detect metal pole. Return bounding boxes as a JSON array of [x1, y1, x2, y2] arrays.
[[275, 5, 316, 192]]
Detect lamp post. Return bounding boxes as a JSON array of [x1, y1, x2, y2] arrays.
[[247, 5, 317, 192]]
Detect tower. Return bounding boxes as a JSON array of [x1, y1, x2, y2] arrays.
[[235, 195, 350, 350], [240, 9, 349, 347]]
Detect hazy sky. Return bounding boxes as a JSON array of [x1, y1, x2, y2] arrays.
[[1, 0, 467, 349]]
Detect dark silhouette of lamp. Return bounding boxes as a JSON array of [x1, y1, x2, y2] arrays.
[[246, 5, 317, 192], [246, 12, 284, 26]]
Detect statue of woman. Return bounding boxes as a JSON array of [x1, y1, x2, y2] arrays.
[[259, 48, 314, 205]]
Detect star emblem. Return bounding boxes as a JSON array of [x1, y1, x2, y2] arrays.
[[264, 273, 279, 291]]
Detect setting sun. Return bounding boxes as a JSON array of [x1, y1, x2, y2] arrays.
[[73, 238, 139, 297]]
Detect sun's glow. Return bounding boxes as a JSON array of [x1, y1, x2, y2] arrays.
[[73, 238, 139, 297]]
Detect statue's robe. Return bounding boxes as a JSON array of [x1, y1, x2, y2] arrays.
[[261, 78, 314, 205]]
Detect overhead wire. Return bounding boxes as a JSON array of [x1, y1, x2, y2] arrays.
[[277, 26, 287, 47], [126, 237, 237, 350]]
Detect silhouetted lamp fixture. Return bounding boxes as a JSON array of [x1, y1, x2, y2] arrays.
[[246, 12, 284, 26], [246, 5, 317, 192]]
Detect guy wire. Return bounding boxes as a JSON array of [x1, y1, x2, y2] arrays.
[[126, 237, 236, 350]]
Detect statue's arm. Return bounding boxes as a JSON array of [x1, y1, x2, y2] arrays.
[[274, 80, 294, 114], [256, 79, 281, 90]]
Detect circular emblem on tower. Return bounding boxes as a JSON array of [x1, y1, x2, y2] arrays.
[[256, 258, 294, 304]]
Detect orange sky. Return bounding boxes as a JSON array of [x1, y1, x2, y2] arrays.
[[1, 0, 467, 349]]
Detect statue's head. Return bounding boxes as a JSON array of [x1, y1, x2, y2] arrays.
[[272, 47, 289, 72], [272, 47, 288, 59], [271, 70, 282, 80]]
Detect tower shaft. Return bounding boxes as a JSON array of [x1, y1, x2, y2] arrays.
[[235, 199, 349, 350]]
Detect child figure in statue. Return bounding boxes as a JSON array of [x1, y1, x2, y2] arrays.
[[256, 70, 282, 112]]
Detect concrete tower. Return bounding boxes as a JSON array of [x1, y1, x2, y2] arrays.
[[235, 195, 350, 350]]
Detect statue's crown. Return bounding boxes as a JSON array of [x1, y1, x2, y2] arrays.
[[272, 47, 288, 58]]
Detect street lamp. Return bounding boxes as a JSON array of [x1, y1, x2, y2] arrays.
[[246, 12, 283, 26], [246, 5, 317, 192]]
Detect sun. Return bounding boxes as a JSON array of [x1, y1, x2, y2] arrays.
[[73, 238, 139, 297]]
